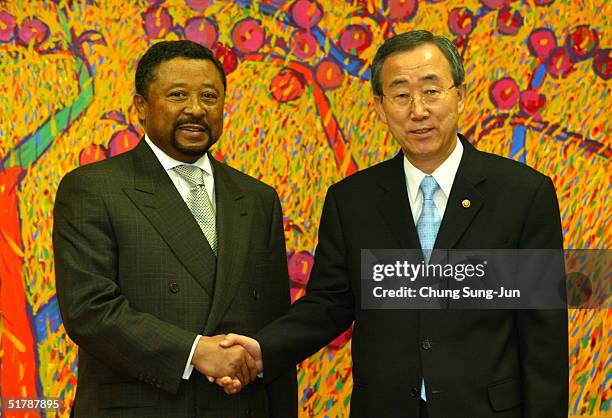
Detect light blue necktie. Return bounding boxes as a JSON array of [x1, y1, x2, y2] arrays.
[[416, 175, 441, 401], [417, 175, 441, 263]]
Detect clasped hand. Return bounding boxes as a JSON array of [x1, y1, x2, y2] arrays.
[[192, 334, 262, 395]]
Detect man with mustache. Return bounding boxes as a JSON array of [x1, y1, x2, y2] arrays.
[[53, 40, 297, 417], [216, 30, 568, 417]]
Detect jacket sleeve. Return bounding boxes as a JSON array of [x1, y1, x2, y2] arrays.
[[257, 185, 355, 382], [515, 175, 569, 418], [53, 170, 197, 394]]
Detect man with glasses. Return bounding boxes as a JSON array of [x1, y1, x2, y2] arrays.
[[217, 30, 568, 417]]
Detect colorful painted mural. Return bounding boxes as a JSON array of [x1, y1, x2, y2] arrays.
[[0, 0, 609, 417]]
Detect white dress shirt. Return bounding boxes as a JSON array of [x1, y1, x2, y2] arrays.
[[144, 135, 216, 212], [403, 137, 463, 223], [144, 135, 213, 380]]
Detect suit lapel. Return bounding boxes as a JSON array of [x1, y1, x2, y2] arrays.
[[435, 136, 486, 250], [377, 136, 487, 251], [376, 153, 421, 249], [122, 140, 216, 294], [204, 157, 253, 334]]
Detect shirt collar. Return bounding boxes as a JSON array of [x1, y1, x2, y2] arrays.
[[404, 136, 463, 204], [144, 134, 213, 177]]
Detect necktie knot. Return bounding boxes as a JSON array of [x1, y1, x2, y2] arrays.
[[420, 175, 439, 200], [173, 165, 205, 187]]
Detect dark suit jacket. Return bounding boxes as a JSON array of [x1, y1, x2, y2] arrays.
[[257, 135, 568, 418], [53, 139, 297, 418]]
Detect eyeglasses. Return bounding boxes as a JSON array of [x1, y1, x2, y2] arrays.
[[382, 84, 457, 108]]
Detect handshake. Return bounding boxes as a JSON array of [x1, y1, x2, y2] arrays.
[[191, 333, 262, 394]]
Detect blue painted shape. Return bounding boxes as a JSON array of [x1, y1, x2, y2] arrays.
[[300, 387, 310, 404], [510, 124, 526, 163], [531, 63, 547, 89], [572, 387, 583, 414], [33, 295, 61, 342]]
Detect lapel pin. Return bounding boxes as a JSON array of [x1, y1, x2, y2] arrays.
[[462, 199, 471, 208]]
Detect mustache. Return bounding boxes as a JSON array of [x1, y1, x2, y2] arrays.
[[174, 119, 212, 135]]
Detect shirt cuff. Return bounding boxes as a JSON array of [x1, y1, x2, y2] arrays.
[[182, 335, 202, 380]]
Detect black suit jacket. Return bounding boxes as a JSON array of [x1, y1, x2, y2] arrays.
[[53, 139, 297, 418], [257, 135, 568, 418]]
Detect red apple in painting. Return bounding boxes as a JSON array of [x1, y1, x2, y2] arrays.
[[231, 18, 265, 54], [0, 12, 16, 43], [142, 7, 173, 39], [108, 129, 140, 157], [291, 0, 323, 29], [567, 25, 598, 62], [185, 0, 212, 12], [527, 28, 557, 60], [546, 46, 574, 78], [339, 24, 372, 56], [292, 30, 317, 59], [79, 144, 108, 166], [17, 18, 49, 47], [185, 17, 218, 49], [387, 0, 418, 21], [448, 8, 474, 36], [288, 251, 314, 287], [270, 68, 305, 103], [497, 6, 523, 36], [489, 77, 520, 110], [214, 43, 238, 74], [315, 59, 344, 90], [592, 49, 611, 80], [519, 89, 546, 118]]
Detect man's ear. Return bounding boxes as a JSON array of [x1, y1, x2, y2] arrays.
[[456, 84, 466, 113], [133, 94, 146, 124], [374, 95, 388, 124]]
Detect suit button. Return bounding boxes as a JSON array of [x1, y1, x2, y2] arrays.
[[410, 387, 419, 397], [252, 289, 259, 300], [169, 281, 179, 293], [422, 339, 432, 350]]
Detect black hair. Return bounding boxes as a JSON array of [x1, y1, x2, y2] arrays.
[[371, 30, 465, 96], [135, 40, 226, 99]]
